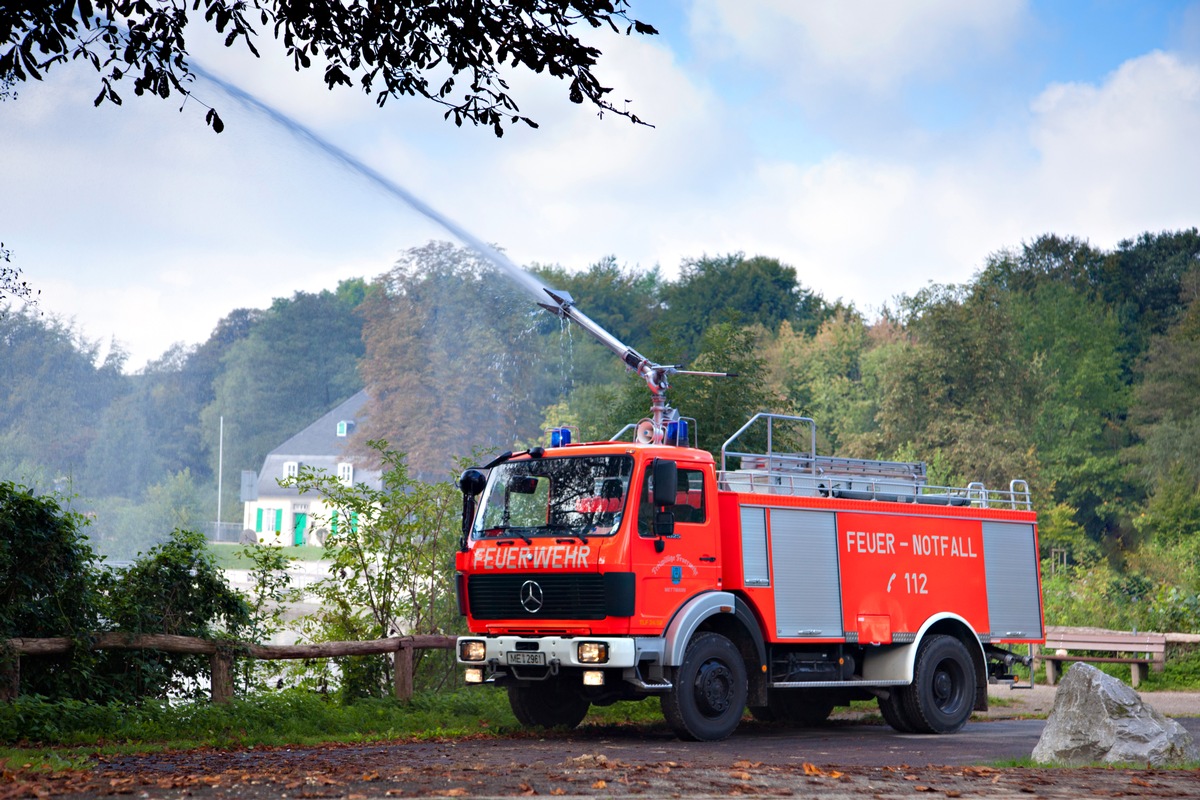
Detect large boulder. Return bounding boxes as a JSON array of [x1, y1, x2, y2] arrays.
[[1032, 662, 1199, 766]]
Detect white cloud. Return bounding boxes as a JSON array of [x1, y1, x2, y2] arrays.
[[1028, 51, 1200, 238], [688, 0, 1028, 94]]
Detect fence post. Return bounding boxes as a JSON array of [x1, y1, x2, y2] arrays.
[[211, 649, 234, 704], [394, 640, 414, 702], [0, 655, 17, 702]]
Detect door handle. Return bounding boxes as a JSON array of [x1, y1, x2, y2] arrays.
[[699, 556, 717, 563]]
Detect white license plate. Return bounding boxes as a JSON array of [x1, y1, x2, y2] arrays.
[[507, 651, 546, 666]]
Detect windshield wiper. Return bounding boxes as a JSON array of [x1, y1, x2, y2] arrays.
[[546, 524, 589, 545], [482, 525, 533, 545]]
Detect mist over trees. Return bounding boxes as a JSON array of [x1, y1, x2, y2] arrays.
[[2, 230, 1200, 630]]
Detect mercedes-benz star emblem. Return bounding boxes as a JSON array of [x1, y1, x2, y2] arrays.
[[519, 580, 544, 613]]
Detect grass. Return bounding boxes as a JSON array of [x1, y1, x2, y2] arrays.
[[0, 687, 684, 772], [0, 688, 519, 769], [206, 542, 329, 569]]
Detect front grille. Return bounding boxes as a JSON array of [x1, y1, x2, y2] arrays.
[[469, 573, 607, 619]]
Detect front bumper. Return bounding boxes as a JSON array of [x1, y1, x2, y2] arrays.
[[457, 635, 639, 669], [457, 635, 671, 691]]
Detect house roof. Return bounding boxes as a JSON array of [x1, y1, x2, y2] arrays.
[[255, 390, 383, 498]]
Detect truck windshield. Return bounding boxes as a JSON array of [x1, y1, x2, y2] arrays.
[[473, 455, 635, 540]]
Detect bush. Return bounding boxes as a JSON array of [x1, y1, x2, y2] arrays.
[[0, 482, 105, 698], [99, 529, 250, 702], [1, 488, 252, 703]]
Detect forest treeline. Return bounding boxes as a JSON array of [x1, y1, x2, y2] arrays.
[[2, 231, 1199, 630]]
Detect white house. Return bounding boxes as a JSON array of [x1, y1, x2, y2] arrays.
[[242, 390, 383, 546]]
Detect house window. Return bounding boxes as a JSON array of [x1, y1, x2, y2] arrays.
[[283, 461, 298, 479], [338, 462, 354, 485], [337, 420, 354, 437]]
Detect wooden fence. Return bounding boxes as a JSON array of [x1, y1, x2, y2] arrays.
[[1, 633, 456, 703]]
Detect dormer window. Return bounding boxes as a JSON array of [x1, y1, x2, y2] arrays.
[[337, 420, 354, 437], [338, 462, 354, 485], [283, 461, 298, 479]]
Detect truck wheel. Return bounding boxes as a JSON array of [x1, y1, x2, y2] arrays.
[[877, 688, 915, 732], [661, 632, 747, 741], [902, 634, 976, 734], [507, 682, 590, 729]]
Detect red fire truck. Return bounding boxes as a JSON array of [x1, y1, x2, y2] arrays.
[[455, 289, 1043, 741]]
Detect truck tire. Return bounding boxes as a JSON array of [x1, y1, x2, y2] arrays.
[[507, 682, 590, 729], [877, 688, 916, 732], [661, 632, 747, 741], [901, 634, 976, 734]]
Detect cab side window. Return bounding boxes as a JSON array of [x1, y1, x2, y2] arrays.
[[638, 465, 707, 536]]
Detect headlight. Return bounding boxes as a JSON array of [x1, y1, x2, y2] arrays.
[[577, 642, 609, 663], [459, 640, 487, 662]]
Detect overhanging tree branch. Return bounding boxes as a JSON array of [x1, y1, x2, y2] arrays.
[[0, 1, 658, 136]]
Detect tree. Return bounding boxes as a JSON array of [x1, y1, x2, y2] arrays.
[[659, 254, 828, 362], [1, 241, 38, 314], [1, 1, 657, 136], [874, 283, 1040, 491], [1003, 280, 1134, 543], [358, 242, 556, 477], [0, 309, 126, 477], [283, 442, 460, 698], [1092, 229, 1200, 362], [201, 285, 365, 518], [1129, 265, 1200, 521], [765, 312, 876, 454]]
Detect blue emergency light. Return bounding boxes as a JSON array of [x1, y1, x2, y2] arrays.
[[666, 419, 688, 446]]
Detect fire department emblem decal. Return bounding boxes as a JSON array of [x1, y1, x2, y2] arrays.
[[519, 580, 544, 613]]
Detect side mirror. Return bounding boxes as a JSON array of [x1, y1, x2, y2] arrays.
[[652, 459, 677, 507], [459, 469, 487, 497], [458, 468, 487, 550], [651, 459, 677, 546]]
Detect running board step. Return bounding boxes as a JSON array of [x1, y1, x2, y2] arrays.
[[627, 676, 673, 692]]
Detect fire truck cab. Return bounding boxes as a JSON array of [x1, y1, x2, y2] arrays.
[[455, 413, 1043, 741]]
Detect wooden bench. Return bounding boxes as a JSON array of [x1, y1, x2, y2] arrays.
[[1031, 627, 1167, 688]]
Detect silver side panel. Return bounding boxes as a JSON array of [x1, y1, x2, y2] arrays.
[[770, 509, 844, 638], [741, 506, 770, 587], [982, 521, 1043, 639]]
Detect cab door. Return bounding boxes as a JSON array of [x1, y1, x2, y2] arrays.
[[629, 460, 722, 632]]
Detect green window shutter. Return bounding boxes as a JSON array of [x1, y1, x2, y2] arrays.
[[331, 510, 338, 538], [350, 511, 358, 534], [255, 508, 263, 532], [275, 508, 283, 534]]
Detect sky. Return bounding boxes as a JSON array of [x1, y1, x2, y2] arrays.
[[3, 0, 1200, 372]]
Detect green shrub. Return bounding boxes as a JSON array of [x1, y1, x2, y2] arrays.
[[0, 482, 105, 699]]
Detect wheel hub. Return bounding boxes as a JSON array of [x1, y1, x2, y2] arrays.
[[694, 659, 733, 716]]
